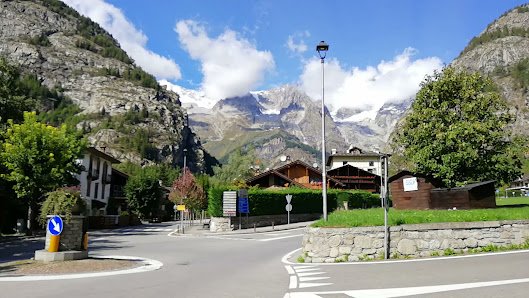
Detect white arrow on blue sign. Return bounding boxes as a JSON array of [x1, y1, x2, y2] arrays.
[[48, 216, 63, 236]]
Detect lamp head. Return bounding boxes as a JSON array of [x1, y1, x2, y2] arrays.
[[316, 41, 328, 52]]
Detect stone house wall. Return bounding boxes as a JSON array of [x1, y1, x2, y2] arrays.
[[302, 220, 529, 263]]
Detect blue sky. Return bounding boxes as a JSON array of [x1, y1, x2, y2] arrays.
[[63, 0, 526, 115]]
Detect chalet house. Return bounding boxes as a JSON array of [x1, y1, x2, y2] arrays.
[[327, 164, 381, 193], [509, 174, 529, 195], [107, 167, 130, 215], [76, 147, 120, 216], [326, 146, 383, 175], [245, 160, 344, 189]]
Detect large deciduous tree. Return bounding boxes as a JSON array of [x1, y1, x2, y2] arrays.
[[1, 112, 86, 234], [395, 67, 522, 187], [124, 166, 163, 218]]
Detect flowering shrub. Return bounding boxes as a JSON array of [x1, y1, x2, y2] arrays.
[[39, 186, 87, 226]]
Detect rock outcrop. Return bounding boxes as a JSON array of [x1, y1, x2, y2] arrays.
[[0, 0, 212, 172]]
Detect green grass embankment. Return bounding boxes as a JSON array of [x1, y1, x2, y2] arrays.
[[312, 207, 529, 228]]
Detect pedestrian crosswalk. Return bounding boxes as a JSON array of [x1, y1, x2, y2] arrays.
[[285, 265, 332, 290]]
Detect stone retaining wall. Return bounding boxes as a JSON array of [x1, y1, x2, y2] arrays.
[[210, 214, 320, 232], [302, 220, 529, 263]]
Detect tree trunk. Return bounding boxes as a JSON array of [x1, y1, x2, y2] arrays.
[[26, 199, 38, 236]]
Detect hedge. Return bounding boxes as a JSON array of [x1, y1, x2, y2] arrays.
[[207, 188, 382, 217]]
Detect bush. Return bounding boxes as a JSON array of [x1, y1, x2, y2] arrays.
[[207, 188, 343, 217], [120, 211, 129, 216], [39, 187, 87, 226]]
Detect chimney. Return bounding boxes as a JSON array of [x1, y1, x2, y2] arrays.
[[331, 148, 337, 155], [286, 155, 291, 164], [99, 146, 106, 153]]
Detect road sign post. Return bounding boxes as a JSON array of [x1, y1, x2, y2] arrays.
[[285, 194, 292, 225], [48, 216, 63, 252]]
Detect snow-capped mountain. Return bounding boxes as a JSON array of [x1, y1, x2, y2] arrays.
[[162, 83, 409, 165]]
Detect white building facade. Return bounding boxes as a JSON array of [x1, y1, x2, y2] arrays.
[[327, 146, 383, 176], [76, 147, 120, 215]]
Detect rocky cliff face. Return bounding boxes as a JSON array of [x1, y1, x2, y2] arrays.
[[0, 0, 212, 172], [450, 5, 529, 137]]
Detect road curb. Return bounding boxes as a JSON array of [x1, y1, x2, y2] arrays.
[[0, 255, 163, 282]]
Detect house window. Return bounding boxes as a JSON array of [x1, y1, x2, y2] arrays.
[[94, 183, 99, 199], [101, 184, 105, 200], [369, 161, 374, 166], [87, 179, 91, 197]]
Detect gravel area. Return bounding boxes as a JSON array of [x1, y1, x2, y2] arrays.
[[0, 258, 141, 276]]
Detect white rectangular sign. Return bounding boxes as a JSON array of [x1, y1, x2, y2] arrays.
[[223, 191, 237, 217], [403, 177, 418, 192]]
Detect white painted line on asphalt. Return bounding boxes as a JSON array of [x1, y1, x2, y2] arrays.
[[295, 268, 320, 273], [289, 276, 298, 289], [299, 276, 330, 282], [298, 282, 333, 289], [281, 247, 529, 265], [288, 277, 529, 297], [297, 272, 326, 277], [294, 265, 317, 269], [258, 234, 303, 242], [285, 265, 295, 275], [0, 255, 163, 282]]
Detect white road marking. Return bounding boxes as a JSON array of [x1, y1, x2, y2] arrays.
[[299, 276, 330, 282], [289, 276, 298, 289], [287, 277, 529, 297], [298, 282, 333, 289], [0, 255, 163, 282], [258, 234, 303, 242], [297, 272, 326, 277], [295, 268, 320, 273], [285, 265, 295, 275], [294, 265, 317, 269]]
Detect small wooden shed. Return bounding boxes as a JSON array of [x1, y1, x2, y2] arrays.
[[389, 171, 497, 210], [430, 181, 497, 209], [389, 171, 444, 210]]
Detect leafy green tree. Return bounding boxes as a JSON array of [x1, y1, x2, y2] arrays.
[[169, 168, 207, 210], [124, 166, 162, 218], [211, 148, 257, 185], [395, 67, 522, 187], [1, 112, 86, 234]]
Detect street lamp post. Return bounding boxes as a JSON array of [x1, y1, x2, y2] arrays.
[[181, 148, 187, 233], [317, 41, 329, 221]]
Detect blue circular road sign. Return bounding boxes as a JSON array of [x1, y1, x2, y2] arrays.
[[48, 216, 63, 236]]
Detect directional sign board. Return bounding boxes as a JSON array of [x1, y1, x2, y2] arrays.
[[238, 197, 249, 213], [48, 216, 63, 236], [223, 191, 237, 217]]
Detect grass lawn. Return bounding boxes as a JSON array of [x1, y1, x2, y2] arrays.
[[496, 196, 529, 206], [312, 206, 529, 228]]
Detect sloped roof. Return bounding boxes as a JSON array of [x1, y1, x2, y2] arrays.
[[245, 169, 307, 188], [327, 163, 381, 178], [86, 147, 120, 164], [246, 160, 343, 187]]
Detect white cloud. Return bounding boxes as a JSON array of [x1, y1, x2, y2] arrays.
[[175, 20, 275, 100], [300, 48, 443, 120], [62, 0, 181, 81], [286, 31, 310, 54]]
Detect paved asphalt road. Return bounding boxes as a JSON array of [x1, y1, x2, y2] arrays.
[[1, 222, 529, 298]]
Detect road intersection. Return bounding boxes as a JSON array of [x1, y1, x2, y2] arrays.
[[1, 221, 528, 297]]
